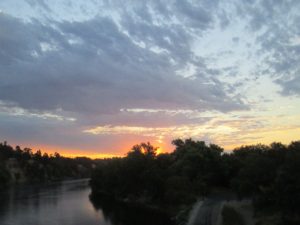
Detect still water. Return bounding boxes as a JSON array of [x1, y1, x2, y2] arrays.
[[0, 179, 174, 225]]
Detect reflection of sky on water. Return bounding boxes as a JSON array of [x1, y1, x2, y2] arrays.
[[0, 179, 109, 225], [0, 179, 173, 225]]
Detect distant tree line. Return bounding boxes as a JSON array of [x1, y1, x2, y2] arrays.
[[90, 139, 300, 225], [0, 141, 95, 188]]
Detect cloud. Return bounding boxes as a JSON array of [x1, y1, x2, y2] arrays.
[[25, 0, 51, 12], [235, 0, 300, 96], [0, 101, 76, 121], [277, 75, 300, 96], [0, 12, 246, 118], [175, 0, 217, 29], [0, 0, 299, 153]]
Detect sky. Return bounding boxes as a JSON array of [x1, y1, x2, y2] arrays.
[[0, 0, 300, 157]]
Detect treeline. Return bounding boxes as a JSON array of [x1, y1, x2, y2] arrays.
[[90, 139, 300, 225], [0, 141, 95, 188]]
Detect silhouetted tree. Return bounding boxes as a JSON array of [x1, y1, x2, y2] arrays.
[[0, 141, 95, 184], [91, 139, 300, 223]]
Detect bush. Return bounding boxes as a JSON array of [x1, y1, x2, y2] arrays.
[[222, 205, 245, 225], [0, 166, 10, 189]]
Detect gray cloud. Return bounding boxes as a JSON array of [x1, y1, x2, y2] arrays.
[[0, 12, 245, 118], [175, 0, 217, 29], [277, 75, 300, 96]]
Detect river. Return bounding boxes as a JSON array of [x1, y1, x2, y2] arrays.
[[0, 179, 174, 225]]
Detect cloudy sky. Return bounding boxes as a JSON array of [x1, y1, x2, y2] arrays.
[[0, 0, 299, 157]]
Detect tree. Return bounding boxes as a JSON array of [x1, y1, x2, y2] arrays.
[[0, 165, 10, 189]]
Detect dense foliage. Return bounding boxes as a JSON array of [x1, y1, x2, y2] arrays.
[[91, 139, 300, 224], [222, 205, 245, 225], [0, 141, 94, 188], [91, 140, 224, 206]]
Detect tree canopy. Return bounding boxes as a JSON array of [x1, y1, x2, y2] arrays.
[[91, 139, 300, 224]]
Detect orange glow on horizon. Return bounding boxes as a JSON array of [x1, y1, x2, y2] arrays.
[[29, 145, 126, 159], [156, 147, 162, 155], [6, 126, 300, 159], [22, 141, 171, 159], [62, 152, 122, 159]]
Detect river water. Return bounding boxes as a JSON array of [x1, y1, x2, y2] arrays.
[[0, 179, 174, 225]]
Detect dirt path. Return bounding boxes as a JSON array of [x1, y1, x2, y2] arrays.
[[187, 198, 256, 225], [187, 199, 223, 225]]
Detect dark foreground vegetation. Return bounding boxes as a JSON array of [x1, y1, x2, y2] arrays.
[[222, 205, 245, 225], [90, 194, 175, 225], [0, 141, 95, 187], [91, 139, 300, 225]]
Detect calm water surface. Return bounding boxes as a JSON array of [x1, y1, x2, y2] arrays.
[[0, 179, 173, 225]]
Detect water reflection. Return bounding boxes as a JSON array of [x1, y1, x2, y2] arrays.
[[0, 179, 104, 225], [90, 194, 175, 225], [0, 179, 174, 225]]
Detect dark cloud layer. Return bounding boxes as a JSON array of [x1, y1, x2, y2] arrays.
[[0, 11, 245, 118]]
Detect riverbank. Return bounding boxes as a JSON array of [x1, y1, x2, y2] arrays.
[[0, 142, 95, 189], [90, 190, 179, 224], [90, 190, 176, 225]]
